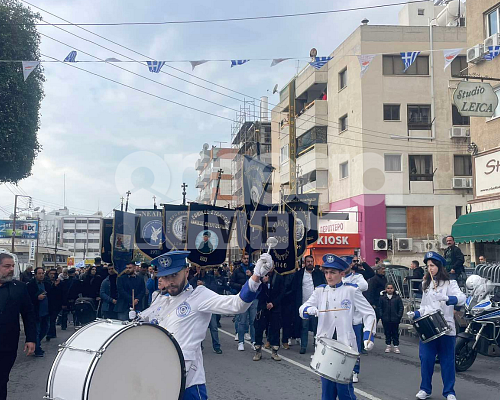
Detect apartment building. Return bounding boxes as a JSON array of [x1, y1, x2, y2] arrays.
[[61, 213, 102, 262], [272, 3, 471, 265]]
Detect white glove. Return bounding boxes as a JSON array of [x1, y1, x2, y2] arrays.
[[129, 309, 137, 320], [305, 306, 318, 316], [431, 292, 449, 303], [407, 311, 415, 320], [364, 340, 374, 351], [254, 253, 274, 277]]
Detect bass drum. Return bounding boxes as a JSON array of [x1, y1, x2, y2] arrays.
[[46, 319, 185, 400]]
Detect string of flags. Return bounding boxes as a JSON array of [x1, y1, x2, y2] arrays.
[[10, 46, 500, 81]]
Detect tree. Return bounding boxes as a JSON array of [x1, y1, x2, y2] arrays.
[[0, 0, 44, 183]]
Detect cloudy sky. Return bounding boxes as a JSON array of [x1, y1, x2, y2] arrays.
[[1, 0, 404, 217]]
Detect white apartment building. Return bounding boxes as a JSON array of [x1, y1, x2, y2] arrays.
[[61, 213, 102, 262]]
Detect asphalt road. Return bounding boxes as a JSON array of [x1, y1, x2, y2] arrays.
[[9, 316, 500, 400]]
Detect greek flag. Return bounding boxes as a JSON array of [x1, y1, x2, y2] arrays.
[[147, 61, 166, 73], [231, 60, 249, 67], [401, 51, 420, 72], [484, 46, 500, 61], [309, 56, 333, 70], [64, 51, 77, 62]]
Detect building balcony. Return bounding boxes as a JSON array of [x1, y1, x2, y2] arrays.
[[195, 159, 205, 171], [295, 67, 328, 99], [297, 143, 328, 175], [199, 149, 210, 163], [296, 100, 328, 137]]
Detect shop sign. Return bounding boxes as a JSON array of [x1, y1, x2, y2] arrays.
[[453, 82, 498, 117], [475, 149, 500, 197], [314, 233, 360, 248]]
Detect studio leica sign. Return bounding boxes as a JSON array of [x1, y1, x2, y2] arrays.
[[453, 82, 498, 117]]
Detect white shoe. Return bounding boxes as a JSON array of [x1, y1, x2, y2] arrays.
[[393, 346, 400, 354], [287, 338, 292, 346], [446, 395, 457, 400], [352, 373, 359, 383], [416, 390, 430, 399], [234, 333, 238, 341], [295, 338, 301, 345], [385, 345, 391, 353], [251, 342, 256, 351], [238, 342, 244, 351], [244, 333, 251, 341]]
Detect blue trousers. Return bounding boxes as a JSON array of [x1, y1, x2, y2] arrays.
[[238, 299, 257, 343], [352, 324, 362, 374], [300, 316, 318, 350], [183, 384, 208, 400], [419, 335, 456, 397], [35, 315, 50, 355], [208, 314, 220, 351], [321, 377, 356, 400]]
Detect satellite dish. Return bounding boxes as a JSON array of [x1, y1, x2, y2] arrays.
[[310, 48, 318, 59], [272, 84, 278, 94], [202, 143, 209, 150]]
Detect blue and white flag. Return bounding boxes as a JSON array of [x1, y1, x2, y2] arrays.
[[75, 260, 85, 269], [64, 51, 77, 62], [147, 61, 166, 73], [484, 46, 500, 61], [401, 51, 420, 72], [231, 60, 249, 67], [309, 56, 333, 70]]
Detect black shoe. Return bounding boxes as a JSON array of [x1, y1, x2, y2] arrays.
[[300, 348, 306, 354], [34, 352, 44, 357], [61, 327, 67, 331], [46, 337, 51, 342], [214, 348, 222, 354], [217, 323, 222, 328]]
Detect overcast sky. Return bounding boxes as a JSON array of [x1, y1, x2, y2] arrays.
[[1, 0, 403, 218]]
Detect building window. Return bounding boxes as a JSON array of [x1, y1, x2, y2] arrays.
[[491, 86, 500, 120], [456, 206, 462, 219], [280, 145, 289, 164], [339, 115, 348, 133], [487, 7, 499, 36], [418, 8, 425, 16], [296, 126, 327, 155], [339, 68, 347, 90], [409, 155, 433, 181], [451, 56, 467, 78], [386, 207, 407, 238], [408, 105, 431, 130], [383, 55, 429, 75], [454, 155, 472, 176], [340, 162, 349, 179], [383, 104, 400, 121], [384, 154, 402, 172], [452, 104, 470, 126]]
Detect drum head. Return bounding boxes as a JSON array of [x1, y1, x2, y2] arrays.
[[87, 324, 185, 400], [318, 337, 359, 356]]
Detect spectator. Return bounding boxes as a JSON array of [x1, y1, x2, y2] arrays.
[[27, 267, 51, 357], [94, 257, 108, 281], [137, 263, 150, 310], [20, 265, 33, 283], [115, 263, 146, 321], [60, 268, 83, 330], [280, 270, 296, 350], [366, 264, 387, 325], [444, 235, 465, 281], [292, 254, 326, 354], [100, 264, 119, 319], [146, 268, 159, 306], [82, 266, 102, 303], [0, 253, 36, 400], [379, 283, 404, 354], [253, 269, 284, 362], [406, 260, 424, 297], [148, 265, 154, 278], [58, 267, 69, 281], [478, 255, 486, 265], [46, 268, 62, 341], [351, 256, 375, 281]]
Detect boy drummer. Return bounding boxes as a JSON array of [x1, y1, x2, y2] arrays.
[[299, 254, 376, 400]]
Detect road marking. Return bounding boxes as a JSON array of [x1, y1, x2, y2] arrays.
[[219, 328, 383, 400]]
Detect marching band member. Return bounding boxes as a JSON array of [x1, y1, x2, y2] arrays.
[[299, 254, 376, 400], [407, 251, 466, 400], [132, 250, 273, 400]]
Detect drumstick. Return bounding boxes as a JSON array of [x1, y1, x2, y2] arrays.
[[367, 319, 376, 343], [430, 270, 437, 290], [132, 289, 135, 311], [317, 308, 349, 313]]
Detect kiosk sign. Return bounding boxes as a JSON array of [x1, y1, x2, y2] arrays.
[[453, 82, 498, 117]]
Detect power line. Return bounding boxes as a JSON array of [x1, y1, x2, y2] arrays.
[[17, 1, 428, 26]]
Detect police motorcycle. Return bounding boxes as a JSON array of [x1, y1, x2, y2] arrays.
[[455, 275, 500, 372]]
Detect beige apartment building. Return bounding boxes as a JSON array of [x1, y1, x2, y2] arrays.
[[272, 3, 471, 265]]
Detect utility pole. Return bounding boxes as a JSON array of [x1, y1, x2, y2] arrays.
[[181, 183, 188, 206], [11, 194, 32, 253], [153, 195, 157, 209], [288, 79, 297, 194], [54, 228, 59, 269], [213, 169, 223, 206], [125, 191, 131, 212], [120, 197, 124, 211], [35, 216, 40, 268]]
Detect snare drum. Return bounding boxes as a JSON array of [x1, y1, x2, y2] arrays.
[[310, 337, 359, 384], [46, 319, 185, 400], [413, 310, 450, 343]]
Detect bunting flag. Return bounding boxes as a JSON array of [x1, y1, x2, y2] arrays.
[[270, 58, 291, 67], [357, 54, 376, 78], [64, 51, 77, 62], [112, 210, 138, 273], [135, 209, 167, 259], [147, 60, 166, 73], [309, 56, 333, 70], [400, 51, 420, 72], [186, 203, 235, 267], [231, 59, 249, 67], [21, 61, 40, 81], [189, 60, 208, 70], [100, 218, 113, 263], [484, 46, 500, 61], [163, 204, 188, 251], [443, 48, 462, 70], [265, 211, 296, 275], [285, 193, 320, 256]]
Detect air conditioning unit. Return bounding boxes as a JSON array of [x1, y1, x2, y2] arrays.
[[373, 239, 388, 251], [438, 235, 448, 249], [449, 127, 470, 138], [484, 33, 500, 50], [452, 177, 473, 189], [423, 240, 439, 252], [397, 238, 413, 252], [467, 44, 484, 64]]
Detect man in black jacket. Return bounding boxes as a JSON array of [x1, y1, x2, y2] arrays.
[[46, 269, 62, 340], [366, 264, 387, 324], [405, 260, 424, 297], [27, 267, 51, 357], [444, 235, 465, 281], [351, 255, 375, 281], [0, 253, 36, 400], [115, 263, 146, 321], [60, 268, 83, 329]]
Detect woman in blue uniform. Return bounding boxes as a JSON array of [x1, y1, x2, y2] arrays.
[[407, 251, 466, 400]]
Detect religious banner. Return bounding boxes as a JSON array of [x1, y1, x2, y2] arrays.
[[265, 211, 296, 275], [163, 205, 188, 251], [100, 218, 113, 263], [135, 209, 166, 259], [186, 203, 235, 267], [112, 211, 137, 273], [235, 207, 251, 254], [285, 193, 319, 258], [243, 155, 273, 219]]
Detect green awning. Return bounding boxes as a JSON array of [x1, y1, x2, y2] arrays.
[[451, 208, 500, 244]]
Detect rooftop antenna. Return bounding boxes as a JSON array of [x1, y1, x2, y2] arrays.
[[63, 173, 66, 209]]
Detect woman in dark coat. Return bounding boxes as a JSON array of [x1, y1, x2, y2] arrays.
[[82, 266, 102, 302]]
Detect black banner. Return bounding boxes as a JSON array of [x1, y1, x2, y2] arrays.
[[285, 193, 320, 254], [265, 211, 296, 275], [243, 155, 273, 217], [135, 209, 167, 259], [100, 218, 113, 263], [235, 208, 251, 254], [306, 194, 320, 246], [186, 203, 235, 267], [163, 205, 188, 251], [112, 211, 137, 273]]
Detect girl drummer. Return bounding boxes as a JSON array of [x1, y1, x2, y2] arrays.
[[407, 251, 466, 400]]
